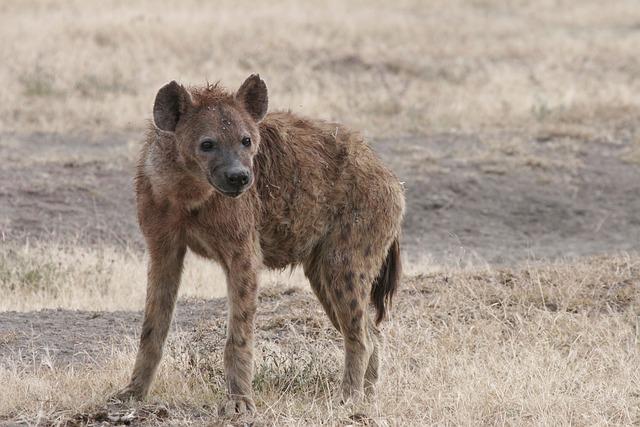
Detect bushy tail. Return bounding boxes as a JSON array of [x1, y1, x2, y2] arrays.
[[371, 238, 401, 324]]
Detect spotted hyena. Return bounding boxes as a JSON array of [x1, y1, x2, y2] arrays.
[[114, 74, 405, 415]]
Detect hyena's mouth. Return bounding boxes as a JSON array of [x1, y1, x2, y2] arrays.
[[219, 189, 243, 198], [207, 176, 249, 198]]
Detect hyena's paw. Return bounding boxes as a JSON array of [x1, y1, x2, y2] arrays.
[[341, 384, 366, 406], [218, 395, 256, 417], [109, 384, 146, 403], [363, 383, 377, 400]]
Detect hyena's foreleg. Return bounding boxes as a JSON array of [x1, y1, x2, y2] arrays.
[[115, 240, 186, 400], [220, 251, 259, 416]]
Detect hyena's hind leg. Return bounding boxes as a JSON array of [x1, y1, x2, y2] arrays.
[[364, 238, 401, 396], [304, 243, 374, 402], [303, 249, 341, 331], [363, 318, 382, 396], [322, 254, 383, 403], [305, 228, 398, 402], [322, 225, 401, 402]]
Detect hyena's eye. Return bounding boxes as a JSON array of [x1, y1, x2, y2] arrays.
[[242, 137, 252, 148], [200, 139, 217, 152]]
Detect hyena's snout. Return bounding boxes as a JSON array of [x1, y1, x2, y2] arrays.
[[209, 164, 253, 198], [225, 167, 251, 188]]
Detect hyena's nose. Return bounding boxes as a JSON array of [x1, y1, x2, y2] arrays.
[[225, 168, 250, 188]]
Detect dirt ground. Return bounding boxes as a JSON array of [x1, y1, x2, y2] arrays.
[[0, 287, 338, 367], [2, 127, 640, 361], [2, 128, 640, 264]]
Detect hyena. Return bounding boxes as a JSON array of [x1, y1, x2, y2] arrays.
[[115, 75, 405, 415]]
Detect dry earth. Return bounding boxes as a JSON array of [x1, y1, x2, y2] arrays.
[[2, 128, 640, 264]]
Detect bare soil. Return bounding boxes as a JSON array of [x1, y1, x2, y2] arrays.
[[1, 128, 639, 361], [0, 287, 340, 367], [2, 129, 640, 263]]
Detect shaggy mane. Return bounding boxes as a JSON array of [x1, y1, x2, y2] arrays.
[[189, 81, 235, 106]]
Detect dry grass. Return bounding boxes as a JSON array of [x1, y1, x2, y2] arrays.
[[2, 0, 640, 137], [0, 243, 311, 312], [1, 245, 639, 425]]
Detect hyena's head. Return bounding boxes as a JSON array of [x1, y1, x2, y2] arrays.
[[152, 74, 268, 198]]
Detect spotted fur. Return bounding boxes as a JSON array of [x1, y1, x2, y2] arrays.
[[114, 75, 405, 414]]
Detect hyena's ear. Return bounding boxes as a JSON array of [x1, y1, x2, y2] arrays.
[[236, 74, 268, 122], [153, 81, 192, 132]]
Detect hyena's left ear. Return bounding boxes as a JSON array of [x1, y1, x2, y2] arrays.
[[236, 74, 268, 122]]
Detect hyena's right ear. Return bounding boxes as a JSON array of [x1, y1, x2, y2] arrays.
[[236, 74, 268, 122], [153, 81, 192, 132]]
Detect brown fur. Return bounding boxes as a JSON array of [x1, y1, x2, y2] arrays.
[[114, 75, 405, 414]]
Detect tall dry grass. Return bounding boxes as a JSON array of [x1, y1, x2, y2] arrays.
[[1, 0, 640, 137], [0, 243, 311, 311], [0, 250, 638, 425]]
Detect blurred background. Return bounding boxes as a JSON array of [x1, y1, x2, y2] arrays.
[[2, 0, 640, 275], [2, 0, 640, 135]]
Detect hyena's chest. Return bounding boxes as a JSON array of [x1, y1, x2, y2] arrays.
[[184, 226, 222, 261], [183, 206, 256, 265]]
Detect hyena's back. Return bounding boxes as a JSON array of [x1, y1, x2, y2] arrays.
[[254, 112, 405, 271]]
